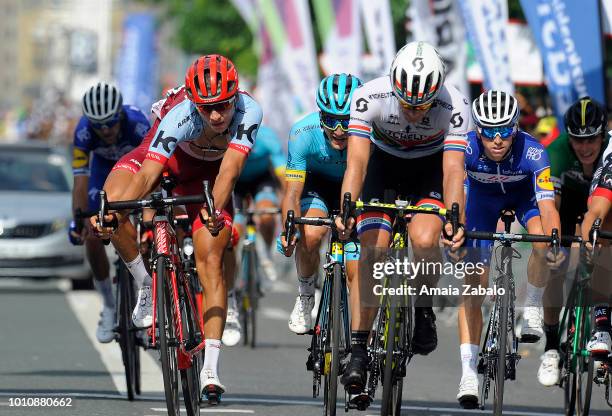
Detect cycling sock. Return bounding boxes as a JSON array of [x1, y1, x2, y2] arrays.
[[460, 343, 479, 379], [298, 275, 315, 296], [525, 282, 545, 307], [594, 304, 610, 332], [227, 290, 237, 309], [350, 331, 369, 359], [94, 278, 115, 309], [125, 254, 152, 288], [203, 339, 222, 375], [544, 323, 560, 351]]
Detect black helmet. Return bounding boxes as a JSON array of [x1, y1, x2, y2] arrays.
[[564, 97, 607, 139]]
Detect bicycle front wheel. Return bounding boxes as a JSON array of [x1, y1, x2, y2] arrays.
[[157, 259, 181, 416], [575, 308, 594, 416], [247, 248, 258, 349], [324, 263, 342, 416], [493, 274, 510, 416], [179, 273, 201, 416], [117, 262, 139, 401], [381, 290, 400, 416]]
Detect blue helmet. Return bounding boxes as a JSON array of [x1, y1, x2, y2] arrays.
[[316, 73, 363, 116]]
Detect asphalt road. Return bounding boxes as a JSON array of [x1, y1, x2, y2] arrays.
[[0, 266, 611, 416]]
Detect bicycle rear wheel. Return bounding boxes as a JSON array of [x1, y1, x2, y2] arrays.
[[575, 308, 594, 416], [493, 274, 509, 416], [157, 259, 180, 416], [180, 273, 201, 416], [324, 263, 342, 416], [117, 262, 139, 401]]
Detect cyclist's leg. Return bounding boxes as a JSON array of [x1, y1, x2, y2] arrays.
[[192, 208, 232, 392], [287, 190, 328, 334], [253, 181, 280, 251], [86, 155, 115, 342]]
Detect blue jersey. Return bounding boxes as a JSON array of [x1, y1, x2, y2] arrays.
[[465, 130, 555, 202], [72, 105, 150, 175], [240, 125, 285, 180], [145, 89, 262, 165], [286, 112, 346, 183]]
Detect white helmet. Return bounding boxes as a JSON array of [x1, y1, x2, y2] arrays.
[[82, 82, 123, 122], [471, 90, 519, 128], [390, 41, 446, 106]]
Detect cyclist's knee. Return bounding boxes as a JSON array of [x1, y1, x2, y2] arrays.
[[300, 225, 325, 251]]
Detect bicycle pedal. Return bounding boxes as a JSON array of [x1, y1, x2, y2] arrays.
[[519, 334, 540, 344], [202, 386, 223, 405], [477, 358, 485, 374], [347, 392, 371, 411]]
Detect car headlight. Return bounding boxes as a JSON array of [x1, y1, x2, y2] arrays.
[[51, 219, 68, 233]]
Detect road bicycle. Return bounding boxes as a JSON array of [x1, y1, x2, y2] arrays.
[[343, 196, 455, 416], [236, 207, 280, 349], [99, 174, 210, 415], [559, 219, 612, 416], [463, 209, 568, 415], [284, 195, 351, 416]]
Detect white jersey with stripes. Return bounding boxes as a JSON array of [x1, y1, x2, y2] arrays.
[[348, 76, 471, 159]]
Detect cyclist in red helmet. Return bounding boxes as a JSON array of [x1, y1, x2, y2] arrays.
[[93, 54, 262, 400]]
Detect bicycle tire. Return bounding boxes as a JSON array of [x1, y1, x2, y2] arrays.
[[247, 248, 258, 349], [117, 262, 138, 401], [493, 271, 510, 416], [575, 308, 594, 416], [324, 263, 342, 416], [157, 259, 181, 416], [564, 308, 577, 416], [180, 273, 201, 416], [381, 289, 399, 416]]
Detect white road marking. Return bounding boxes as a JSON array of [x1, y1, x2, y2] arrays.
[[151, 408, 254, 413], [65, 291, 164, 395]]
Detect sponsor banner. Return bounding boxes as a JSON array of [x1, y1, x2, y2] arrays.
[[520, 0, 606, 129], [116, 13, 158, 115], [313, 0, 362, 76], [408, 0, 469, 95], [258, 0, 320, 115], [457, 0, 514, 94], [359, 0, 396, 79], [603, 0, 612, 36]]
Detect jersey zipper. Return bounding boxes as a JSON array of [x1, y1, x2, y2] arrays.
[[497, 163, 506, 194]]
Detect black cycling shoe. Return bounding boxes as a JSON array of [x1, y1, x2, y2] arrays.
[[412, 307, 438, 355], [341, 354, 368, 394]]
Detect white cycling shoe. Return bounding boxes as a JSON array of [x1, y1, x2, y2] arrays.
[[586, 331, 612, 355], [96, 305, 115, 343], [132, 285, 153, 328], [260, 257, 278, 282], [520, 306, 544, 343], [537, 349, 560, 386], [457, 374, 479, 409], [288, 295, 315, 334], [222, 299, 242, 347]]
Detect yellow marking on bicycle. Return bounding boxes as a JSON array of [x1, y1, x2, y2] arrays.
[[243, 296, 251, 310], [324, 352, 331, 375], [354, 201, 447, 216], [331, 242, 343, 255], [246, 225, 256, 236]]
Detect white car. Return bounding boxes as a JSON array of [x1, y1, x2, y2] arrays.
[[0, 141, 90, 283]]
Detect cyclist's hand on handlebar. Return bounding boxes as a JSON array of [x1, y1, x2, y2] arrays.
[[68, 219, 84, 245], [546, 246, 566, 270], [199, 208, 224, 235], [90, 213, 120, 239], [334, 216, 355, 241], [441, 222, 464, 250], [276, 231, 300, 257]]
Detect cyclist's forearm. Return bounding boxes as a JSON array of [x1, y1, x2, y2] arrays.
[[581, 196, 611, 240], [281, 183, 303, 221], [341, 137, 369, 204], [72, 175, 89, 216], [442, 165, 465, 221], [538, 199, 561, 236]]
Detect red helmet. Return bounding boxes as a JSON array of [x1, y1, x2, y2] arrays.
[[185, 54, 239, 104]]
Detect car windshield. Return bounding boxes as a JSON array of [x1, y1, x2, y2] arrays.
[[0, 149, 70, 192]]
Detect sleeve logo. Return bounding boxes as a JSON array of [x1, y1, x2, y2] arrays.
[[355, 98, 369, 113], [236, 123, 258, 144], [152, 130, 177, 153], [72, 148, 89, 169], [526, 147, 543, 161], [450, 112, 463, 128], [536, 167, 554, 191]]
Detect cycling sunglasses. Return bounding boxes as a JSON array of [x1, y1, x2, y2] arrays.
[[320, 114, 350, 131], [91, 114, 120, 130], [478, 125, 517, 140], [196, 97, 235, 114], [398, 99, 432, 111]]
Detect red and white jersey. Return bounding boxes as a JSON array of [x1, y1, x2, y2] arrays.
[[348, 76, 471, 159]]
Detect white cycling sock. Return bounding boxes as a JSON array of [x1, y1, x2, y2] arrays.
[[203, 339, 222, 375], [525, 282, 545, 307], [298, 275, 315, 296], [94, 278, 115, 309], [460, 343, 479, 379], [125, 254, 152, 288]]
